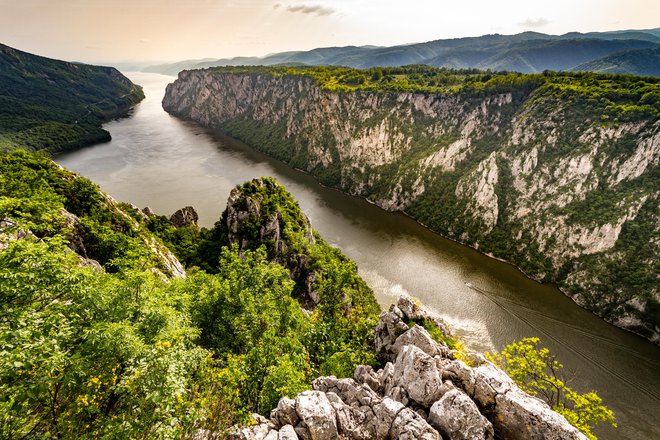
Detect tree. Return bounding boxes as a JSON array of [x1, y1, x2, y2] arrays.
[[486, 337, 616, 440]]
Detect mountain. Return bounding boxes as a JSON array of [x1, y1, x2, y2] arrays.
[[0, 43, 144, 153], [163, 65, 660, 344], [144, 29, 660, 76], [573, 46, 660, 76]]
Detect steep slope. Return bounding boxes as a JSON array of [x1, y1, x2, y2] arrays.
[[0, 150, 184, 276], [573, 46, 660, 76], [163, 66, 660, 344], [0, 43, 144, 153], [144, 29, 660, 75]]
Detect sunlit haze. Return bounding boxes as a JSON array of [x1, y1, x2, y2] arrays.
[[1, 0, 658, 64]]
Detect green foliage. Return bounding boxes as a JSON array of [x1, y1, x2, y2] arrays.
[[486, 338, 617, 440], [0, 238, 225, 439], [0, 43, 144, 153], [0, 153, 384, 436]]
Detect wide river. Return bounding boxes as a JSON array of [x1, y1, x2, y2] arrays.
[[58, 72, 659, 439]]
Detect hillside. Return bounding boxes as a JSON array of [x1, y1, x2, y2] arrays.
[[0, 151, 381, 438], [144, 29, 660, 76], [0, 43, 144, 153], [573, 46, 660, 76], [163, 66, 660, 344]]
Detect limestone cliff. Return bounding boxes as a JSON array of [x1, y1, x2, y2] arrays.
[[163, 69, 659, 343]]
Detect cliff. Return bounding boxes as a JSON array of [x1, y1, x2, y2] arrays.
[[163, 67, 660, 343]]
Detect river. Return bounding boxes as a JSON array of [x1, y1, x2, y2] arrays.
[[57, 72, 659, 440]]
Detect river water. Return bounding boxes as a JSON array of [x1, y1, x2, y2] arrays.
[[57, 72, 659, 440]]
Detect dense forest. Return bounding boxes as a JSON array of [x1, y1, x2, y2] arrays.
[[0, 43, 144, 153]]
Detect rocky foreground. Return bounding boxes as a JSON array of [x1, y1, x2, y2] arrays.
[[217, 296, 586, 440]]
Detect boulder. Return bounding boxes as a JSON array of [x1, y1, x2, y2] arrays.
[[228, 413, 277, 440], [278, 425, 299, 440], [392, 324, 442, 358], [374, 305, 409, 357], [428, 389, 494, 440], [170, 206, 199, 228], [389, 345, 444, 407], [493, 389, 587, 440], [390, 407, 441, 440], [294, 391, 339, 440], [271, 397, 299, 428]]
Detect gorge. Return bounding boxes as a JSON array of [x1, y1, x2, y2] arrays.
[[55, 72, 660, 440], [162, 66, 659, 345]]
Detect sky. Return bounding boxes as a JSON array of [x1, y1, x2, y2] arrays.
[[0, 0, 658, 64]]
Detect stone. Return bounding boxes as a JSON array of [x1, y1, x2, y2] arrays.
[[392, 324, 441, 358], [373, 397, 406, 439], [428, 389, 494, 440], [390, 407, 441, 440], [294, 391, 339, 440], [170, 206, 199, 228], [390, 345, 444, 407], [228, 413, 277, 440], [493, 389, 587, 440], [354, 364, 382, 393], [271, 397, 299, 428], [312, 376, 379, 407], [374, 305, 409, 356], [278, 425, 299, 440]]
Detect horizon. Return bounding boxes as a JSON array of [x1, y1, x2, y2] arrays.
[[1, 0, 658, 64]]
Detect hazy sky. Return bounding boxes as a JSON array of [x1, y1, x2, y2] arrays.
[[1, 0, 658, 64]]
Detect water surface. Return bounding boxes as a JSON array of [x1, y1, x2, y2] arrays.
[[57, 72, 660, 440]]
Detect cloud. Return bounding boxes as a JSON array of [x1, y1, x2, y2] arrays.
[[519, 17, 550, 28], [139, 38, 151, 44], [276, 3, 336, 16]]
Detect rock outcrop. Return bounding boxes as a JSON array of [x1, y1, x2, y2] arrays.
[[163, 70, 659, 343], [170, 206, 199, 228], [227, 295, 587, 440], [224, 178, 322, 306]]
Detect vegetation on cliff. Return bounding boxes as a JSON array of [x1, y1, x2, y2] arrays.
[[0, 43, 144, 153], [208, 65, 660, 121], [0, 151, 380, 438]]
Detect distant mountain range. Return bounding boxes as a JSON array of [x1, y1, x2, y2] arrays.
[[143, 29, 660, 76]]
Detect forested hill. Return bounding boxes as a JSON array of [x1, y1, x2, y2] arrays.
[[0, 151, 381, 438], [0, 43, 144, 153], [144, 29, 660, 76], [573, 46, 660, 76]]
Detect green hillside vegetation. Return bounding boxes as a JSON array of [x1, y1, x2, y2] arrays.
[[0, 43, 144, 153], [211, 64, 660, 122], [573, 46, 660, 76], [0, 151, 380, 438]]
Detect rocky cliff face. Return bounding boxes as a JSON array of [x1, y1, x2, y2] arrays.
[[163, 70, 659, 343], [220, 295, 587, 440]]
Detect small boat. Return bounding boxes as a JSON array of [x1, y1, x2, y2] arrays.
[[465, 282, 474, 288]]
